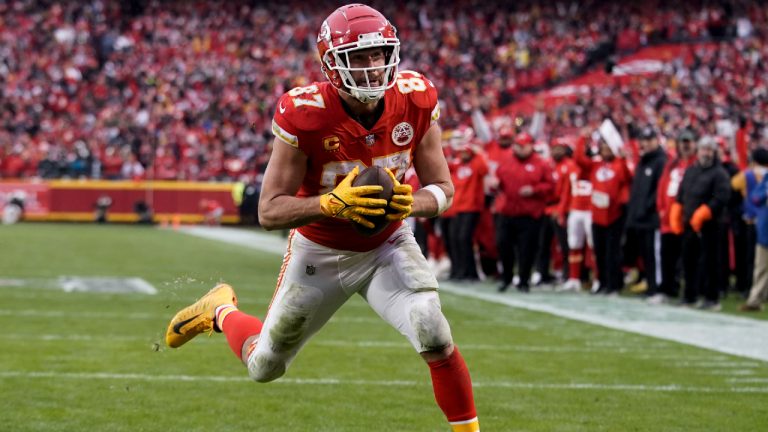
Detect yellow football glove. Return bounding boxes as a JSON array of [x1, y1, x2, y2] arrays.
[[319, 166, 387, 228], [384, 168, 413, 221]]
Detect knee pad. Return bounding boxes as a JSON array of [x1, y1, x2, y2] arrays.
[[247, 351, 286, 383], [408, 297, 453, 352], [246, 283, 323, 383], [268, 283, 323, 353]]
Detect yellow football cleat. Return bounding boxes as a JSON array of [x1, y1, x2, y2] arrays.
[[628, 280, 648, 294], [165, 283, 238, 348]]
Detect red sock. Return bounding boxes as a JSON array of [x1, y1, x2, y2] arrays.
[[427, 346, 477, 423], [568, 250, 583, 281], [218, 310, 263, 361]]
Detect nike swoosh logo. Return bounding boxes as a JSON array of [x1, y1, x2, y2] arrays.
[[172, 314, 201, 334], [387, 234, 404, 245], [279, 102, 286, 114]]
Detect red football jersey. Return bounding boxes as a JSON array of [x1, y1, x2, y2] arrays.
[[271, 71, 440, 251], [551, 157, 579, 221], [567, 169, 593, 212], [568, 137, 594, 212]]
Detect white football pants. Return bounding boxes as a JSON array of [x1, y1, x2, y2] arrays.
[[246, 224, 453, 382], [567, 209, 593, 250]]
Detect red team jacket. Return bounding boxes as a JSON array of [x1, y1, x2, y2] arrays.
[[450, 153, 489, 213], [484, 141, 513, 213], [485, 141, 513, 182], [271, 71, 440, 252], [656, 156, 695, 234], [495, 153, 554, 218], [573, 138, 632, 226]]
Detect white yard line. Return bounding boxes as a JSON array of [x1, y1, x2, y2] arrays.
[[676, 361, 764, 368], [728, 377, 768, 383], [1, 370, 766, 394], [0, 309, 161, 319], [0, 277, 157, 294], [0, 309, 379, 322], [0, 333, 688, 354], [438, 283, 768, 363], [706, 369, 757, 376], [175, 226, 290, 256], [175, 226, 768, 363]]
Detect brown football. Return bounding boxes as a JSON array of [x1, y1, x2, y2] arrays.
[[351, 166, 395, 236]]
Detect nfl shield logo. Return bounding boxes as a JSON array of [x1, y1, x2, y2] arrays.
[[365, 134, 375, 147], [305, 265, 316, 275]]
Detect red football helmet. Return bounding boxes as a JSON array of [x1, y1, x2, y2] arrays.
[[515, 132, 534, 146], [445, 125, 474, 149], [550, 136, 574, 150], [317, 4, 400, 103], [498, 126, 514, 139]]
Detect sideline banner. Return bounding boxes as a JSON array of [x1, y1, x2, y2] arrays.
[[0, 182, 51, 216], [1, 180, 239, 223]]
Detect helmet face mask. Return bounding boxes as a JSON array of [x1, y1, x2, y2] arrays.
[[324, 41, 400, 103], [317, 4, 400, 104]]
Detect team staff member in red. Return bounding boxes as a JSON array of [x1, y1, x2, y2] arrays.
[[494, 132, 554, 292], [535, 137, 571, 285], [448, 142, 488, 281], [548, 137, 578, 284], [483, 127, 514, 233], [649, 129, 697, 304], [165, 5, 479, 431], [574, 134, 632, 295], [474, 126, 515, 279], [485, 126, 514, 183]]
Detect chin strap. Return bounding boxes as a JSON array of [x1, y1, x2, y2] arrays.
[[348, 87, 385, 104]]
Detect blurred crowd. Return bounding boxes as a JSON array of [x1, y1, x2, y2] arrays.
[[423, 91, 768, 313], [0, 0, 758, 181], [536, 39, 768, 154]]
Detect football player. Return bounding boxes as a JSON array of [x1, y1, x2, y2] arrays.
[[561, 135, 596, 292], [165, 4, 479, 431]]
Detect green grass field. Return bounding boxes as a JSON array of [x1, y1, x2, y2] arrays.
[[2, 223, 767, 431]]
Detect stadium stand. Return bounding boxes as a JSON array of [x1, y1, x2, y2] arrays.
[[2, 0, 762, 181]]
